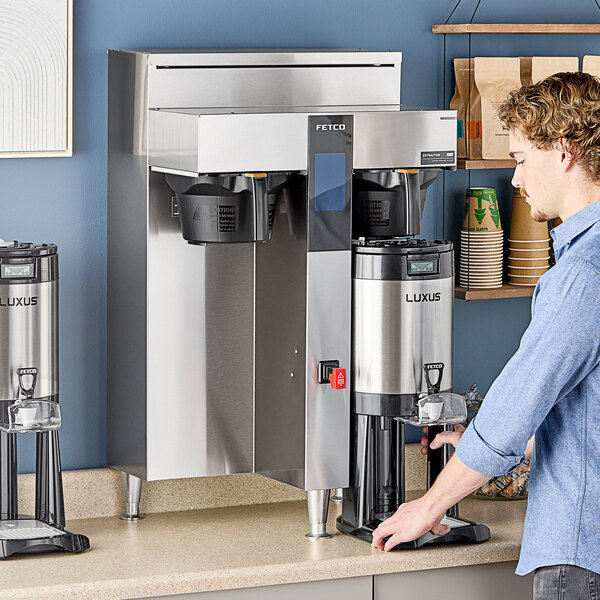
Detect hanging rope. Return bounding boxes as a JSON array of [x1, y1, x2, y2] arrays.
[[444, 0, 600, 24], [469, 0, 484, 23], [444, 0, 463, 24]]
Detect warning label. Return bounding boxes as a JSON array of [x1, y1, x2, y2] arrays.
[[363, 199, 391, 227], [217, 206, 237, 233], [192, 204, 238, 233]]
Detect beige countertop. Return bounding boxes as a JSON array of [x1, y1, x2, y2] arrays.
[[0, 494, 526, 600]]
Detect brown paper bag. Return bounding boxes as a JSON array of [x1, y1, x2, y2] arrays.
[[475, 57, 521, 160], [531, 57, 579, 83], [583, 56, 600, 78], [450, 59, 467, 158], [454, 58, 482, 159], [520, 57, 532, 86]]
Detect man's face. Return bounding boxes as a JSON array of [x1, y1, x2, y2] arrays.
[[509, 129, 561, 222]]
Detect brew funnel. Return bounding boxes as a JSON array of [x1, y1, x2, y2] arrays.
[[165, 173, 289, 244], [353, 169, 439, 238]]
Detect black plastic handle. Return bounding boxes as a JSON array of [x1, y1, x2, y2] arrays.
[[424, 363, 444, 394], [17, 367, 38, 399]]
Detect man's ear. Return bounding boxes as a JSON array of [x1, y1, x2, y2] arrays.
[[558, 138, 578, 172]]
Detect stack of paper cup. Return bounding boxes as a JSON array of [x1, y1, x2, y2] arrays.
[[460, 187, 503, 289], [508, 188, 550, 286]]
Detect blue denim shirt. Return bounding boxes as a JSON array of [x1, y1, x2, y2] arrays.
[[456, 200, 600, 576]]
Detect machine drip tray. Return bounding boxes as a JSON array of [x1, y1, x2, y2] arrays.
[[0, 518, 65, 539], [0, 517, 90, 559], [336, 514, 490, 550]]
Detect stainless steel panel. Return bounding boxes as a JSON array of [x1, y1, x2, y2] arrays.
[[255, 205, 351, 491], [146, 49, 399, 67], [305, 251, 351, 491], [148, 111, 199, 174], [144, 50, 401, 109], [353, 110, 457, 169], [150, 111, 308, 174], [146, 173, 254, 480], [353, 278, 454, 395], [0, 282, 57, 401], [107, 51, 150, 479], [108, 51, 254, 481], [153, 105, 399, 115], [149, 109, 456, 174], [254, 182, 307, 488]]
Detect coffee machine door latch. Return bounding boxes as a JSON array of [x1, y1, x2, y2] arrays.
[[318, 361, 346, 389]]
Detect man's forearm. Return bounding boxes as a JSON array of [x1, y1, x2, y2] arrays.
[[422, 453, 490, 516], [423, 435, 535, 515]]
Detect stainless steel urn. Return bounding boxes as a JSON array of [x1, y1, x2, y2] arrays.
[[0, 241, 89, 559], [0, 242, 58, 406]]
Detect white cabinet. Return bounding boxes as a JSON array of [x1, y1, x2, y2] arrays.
[[375, 562, 533, 600], [135, 562, 532, 600], [137, 576, 372, 600]]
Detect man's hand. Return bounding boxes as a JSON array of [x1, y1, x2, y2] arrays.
[[420, 424, 466, 455], [371, 423, 490, 552], [371, 496, 449, 551]]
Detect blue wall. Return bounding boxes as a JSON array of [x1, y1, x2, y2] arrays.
[[3, 0, 599, 471]]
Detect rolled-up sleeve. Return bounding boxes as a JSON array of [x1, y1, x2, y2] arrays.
[[456, 260, 600, 477]]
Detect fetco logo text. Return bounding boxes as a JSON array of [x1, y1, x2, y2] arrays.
[[315, 124, 346, 131]]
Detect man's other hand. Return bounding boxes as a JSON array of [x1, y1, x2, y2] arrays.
[[370, 496, 449, 551], [420, 423, 466, 455]]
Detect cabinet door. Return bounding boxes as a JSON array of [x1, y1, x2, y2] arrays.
[[375, 561, 532, 600], [137, 575, 372, 600]]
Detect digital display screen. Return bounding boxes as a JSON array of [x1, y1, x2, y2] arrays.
[[409, 261, 435, 274], [1, 264, 34, 278], [314, 153, 346, 212]]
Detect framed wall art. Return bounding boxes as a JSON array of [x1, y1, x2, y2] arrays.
[[0, 0, 73, 158]]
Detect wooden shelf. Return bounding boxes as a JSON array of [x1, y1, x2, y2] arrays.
[[455, 284, 535, 301], [433, 23, 600, 34], [457, 158, 516, 170]]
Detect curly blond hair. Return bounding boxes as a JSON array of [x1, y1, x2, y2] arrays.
[[498, 72, 600, 184]]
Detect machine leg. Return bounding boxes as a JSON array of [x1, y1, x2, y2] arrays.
[[119, 471, 145, 521], [331, 488, 343, 503], [306, 489, 331, 539]]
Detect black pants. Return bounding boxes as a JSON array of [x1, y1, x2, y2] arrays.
[[535, 565, 600, 600]]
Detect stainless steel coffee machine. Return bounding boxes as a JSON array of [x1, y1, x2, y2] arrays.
[[107, 50, 486, 542], [0, 241, 89, 558]]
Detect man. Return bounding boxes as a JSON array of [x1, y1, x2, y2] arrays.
[[371, 72, 600, 599]]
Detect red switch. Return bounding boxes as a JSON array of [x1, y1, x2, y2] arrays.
[[329, 368, 346, 389]]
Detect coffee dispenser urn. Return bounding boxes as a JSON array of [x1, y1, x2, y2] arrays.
[[336, 233, 490, 548], [0, 241, 89, 558]]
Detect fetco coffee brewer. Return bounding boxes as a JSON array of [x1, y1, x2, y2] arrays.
[[107, 49, 489, 546], [0, 241, 89, 558]]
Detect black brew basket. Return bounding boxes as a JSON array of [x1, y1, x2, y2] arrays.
[[165, 173, 279, 244]]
